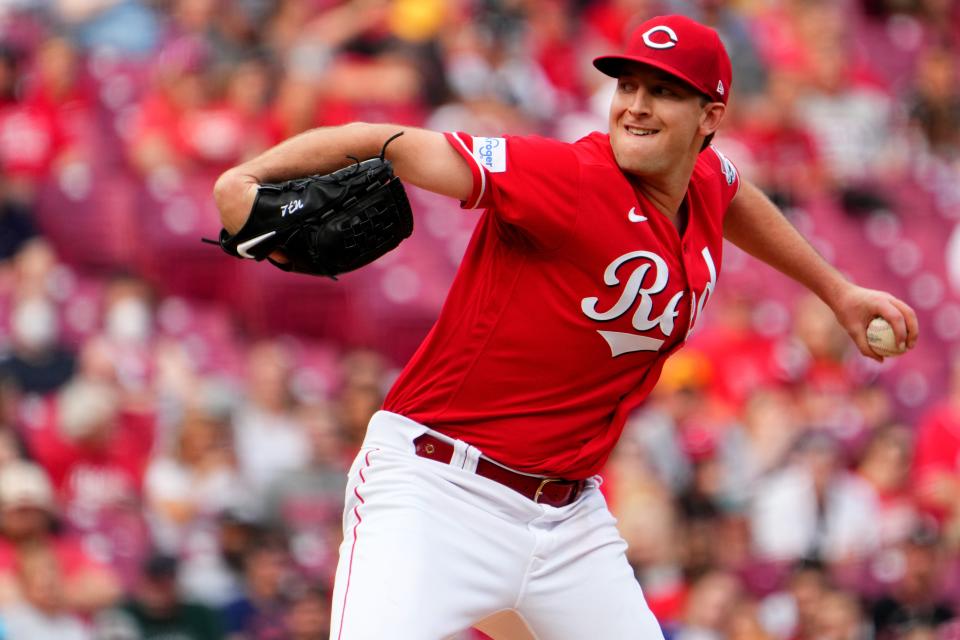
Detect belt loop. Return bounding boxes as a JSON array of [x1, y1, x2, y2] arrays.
[[450, 439, 481, 472], [461, 444, 481, 473], [450, 439, 469, 469]]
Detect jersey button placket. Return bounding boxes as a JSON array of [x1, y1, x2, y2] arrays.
[[675, 241, 695, 343]]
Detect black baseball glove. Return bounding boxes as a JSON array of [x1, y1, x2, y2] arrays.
[[206, 132, 413, 278]]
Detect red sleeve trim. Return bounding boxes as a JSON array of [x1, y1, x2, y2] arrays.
[[443, 131, 488, 209]]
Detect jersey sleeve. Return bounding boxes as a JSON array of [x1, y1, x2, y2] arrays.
[[707, 145, 741, 210], [443, 131, 581, 249]]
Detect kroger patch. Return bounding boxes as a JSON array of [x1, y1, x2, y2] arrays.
[[473, 137, 506, 173]]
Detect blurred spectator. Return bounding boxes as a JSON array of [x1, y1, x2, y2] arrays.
[[264, 0, 390, 67], [809, 588, 868, 640], [523, 0, 585, 110], [724, 597, 774, 640], [731, 69, 827, 208], [0, 544, 91, 640], [77, 272, 163, 414], [676, 491, 725, 585], [687, 294, 784, 413], [439, 12, 558, 127], [758, 559, 832, 640], [906, 46, 960, 162], [25, 376, 154, 586], [335, 378, 384, 453], [284, 584, 330, 640], [667, 569, 743, 640], [150, 53, 275, 178], [265, 0, 432, 127], [0, 38, 81, 203], [95, 553, 224, 640], [339, 347, 390, 391], [717, 386, 799, 513], [627, 351, 717, 495], [33, 377, 147, 508], [233, 340, 309, 493], [792, 294, 850, 377], [145, 406, 245, 554], [912, 357, 960, 538], [582, 0, 661, 51], [102, 275, 155, 353], [263, 73, 320, 142], [0, 293, 76, 395], [128, 34, 243, 189], [789, 5, 905, 212], [222, 535, 292, 640], [9, 237, 59, 299], [607, 433, 686, 623], [173, 0, 262, 60], [23, 36, 95, 153], [264, 403, 347, 582], [749, 0, 830, 77], [855, 424, 919, 548], [869, 523, 957, 640], [790, 295, 866, 446], [749, 431, 881, 563], [678, 424, 724, 514], [217, 56, 274, 146], [151, 338, 211, 412], [178, 505, 264, 608], [0, 460, 121, 614], [319, 46, 427, 127], [54, 0, 161, 56], [850, 384, 896, 439]]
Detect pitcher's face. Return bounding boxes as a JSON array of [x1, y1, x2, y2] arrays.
[[608, 65, 722, 178]]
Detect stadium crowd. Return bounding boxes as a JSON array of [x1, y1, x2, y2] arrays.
[[0, 0, 958, 638]]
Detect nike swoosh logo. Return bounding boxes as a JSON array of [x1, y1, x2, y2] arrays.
[[236, 231, 277, 259], [627, 207, 647, 223]]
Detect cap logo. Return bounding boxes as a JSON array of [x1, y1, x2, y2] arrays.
[[642, 25, 678, 50], [716, 80, 724, 95]]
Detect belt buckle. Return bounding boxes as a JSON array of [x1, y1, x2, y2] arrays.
[[533, 478, 560, 503]]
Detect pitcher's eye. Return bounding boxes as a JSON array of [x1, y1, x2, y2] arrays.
[[653, 85, 675, 97]]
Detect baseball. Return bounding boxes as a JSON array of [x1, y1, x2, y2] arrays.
[[866, 317, 905, 357]]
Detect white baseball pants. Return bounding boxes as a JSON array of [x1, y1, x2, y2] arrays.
[[329, 411, 665, 640]]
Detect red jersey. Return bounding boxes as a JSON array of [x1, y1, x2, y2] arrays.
[[912, 402, 960, 520], [383, 132, 740, 478]]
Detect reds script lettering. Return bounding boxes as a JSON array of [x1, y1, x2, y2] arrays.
[[691, 246, 717, 333], [581, 247, 717, 356]]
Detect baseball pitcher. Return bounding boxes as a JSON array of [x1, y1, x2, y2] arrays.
[[211, 15, 919, 640]]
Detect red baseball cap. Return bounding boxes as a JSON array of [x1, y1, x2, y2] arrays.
[[593, 15, 733, 105]]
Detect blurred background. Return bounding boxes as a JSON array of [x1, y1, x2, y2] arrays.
[[0, 0, 957, 638]]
